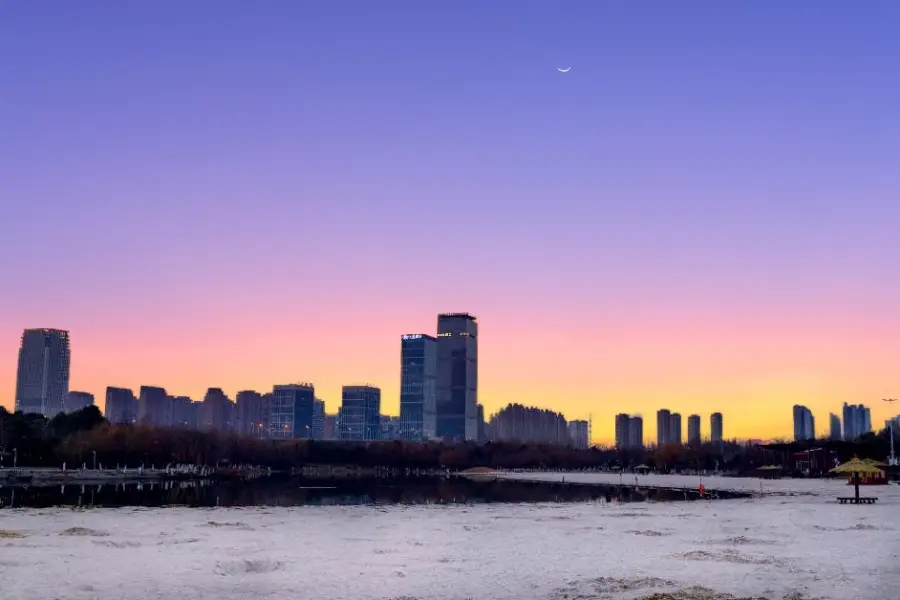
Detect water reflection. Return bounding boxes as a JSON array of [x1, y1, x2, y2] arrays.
[[0, 476, 746, 508]]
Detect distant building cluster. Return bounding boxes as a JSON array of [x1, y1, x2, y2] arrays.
[[614, 414, 643, 450], [487, 403, 571, 445], [615, 410, 723, 449], [793, 402, 873, 442], [10, 315, 494, 444]]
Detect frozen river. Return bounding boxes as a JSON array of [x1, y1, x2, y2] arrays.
[[1, 474, 898, 600]]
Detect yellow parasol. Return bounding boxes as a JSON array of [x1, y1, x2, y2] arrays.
[[830, 457, 884, 501]]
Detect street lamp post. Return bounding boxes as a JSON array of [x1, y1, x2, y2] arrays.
[[13, 448, 17, 469], [884, 399, 897, 467], [92, 451, 97, 471]]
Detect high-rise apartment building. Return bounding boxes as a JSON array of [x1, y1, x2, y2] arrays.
[[66, 391, 94, 413], [687, 414, 701, 445], [270, 384, 315, 438], [628, 416, 643, 449], [488, 404, 568, 444], [656, 409, 671, 446], [669, 412, 682, 445], [436, 313, 478, 441], [615, 413, 631, 450], [710, 412, 723, 443], [235, 391, 267, 436], [793, 405, 815, 441], [399, 333, 437, 440], [568, 420, 590, 449], [842, 403, 872, 440], [199, 388, 233, 432], [138, 386, 171, 427], [340, 385, 381, 441], [14, 328, 71, 418], [171, 396, 198, 429], [615, 414, 642, 450], [829, 413, 842, 441], [105, 387, 137, 424]]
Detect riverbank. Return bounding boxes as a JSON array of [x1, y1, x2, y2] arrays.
[[0, 466, 269, 486]]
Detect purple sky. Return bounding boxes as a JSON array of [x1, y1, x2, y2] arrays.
[[2, 2, 899, 439]]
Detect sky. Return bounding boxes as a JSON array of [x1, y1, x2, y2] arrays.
[[1, 1, 899, 443]]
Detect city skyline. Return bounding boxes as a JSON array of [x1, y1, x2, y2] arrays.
[[1, 325, 893, 444], [2, 3, 899, 442]]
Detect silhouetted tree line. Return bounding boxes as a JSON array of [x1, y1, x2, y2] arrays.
[[2, 406, 893, 473]]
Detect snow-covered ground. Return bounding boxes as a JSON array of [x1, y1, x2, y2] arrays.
[[1, 475, 898, 600]]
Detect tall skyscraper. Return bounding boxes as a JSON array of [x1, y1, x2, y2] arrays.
[[138, 386, 171, 427], [270, 384, 315, 438], [793, 405, 815, 441], [66, 391, 95, 413], [669, 412, 682, 445], [615, 413, 631, 450], [235, 390, 267, 436], [829, 413, 842, 440], [340, 385, 381, 441], [710, 412, 723, 442], [687, 414, 701, 444], [842, 403, 872, 440], [656, 409, 671, 446], [628, 416, 643, 449], [14, 328, 71, 418], [399, 333, 437, 440], [105, 387, 137, 424], [436, 313, 478, 441]]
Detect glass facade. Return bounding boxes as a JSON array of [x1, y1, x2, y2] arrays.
[[270, 384, 315, 438], [340, 386, 381, 441], [436, 314, 478, 441], [399, 334, 437, 440]]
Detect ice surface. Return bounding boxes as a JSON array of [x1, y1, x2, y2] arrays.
[[1, 475, 898, 600]]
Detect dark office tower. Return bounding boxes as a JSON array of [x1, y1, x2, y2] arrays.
[[687, 414, 701, 444], [312, 398, 326, 439], [138, 386, 171, 427], [105, 387, 137, 424], [615, 413, 631, 449], [628, 416, 644, 449], [399, 333, 437, 440], [710, 412, 723, 443], [14, 328, 71, 418], [270, 384, 315, 438], [171, 396, 198, 429], [829, 413, 842, 441], [656, 409, 671, 446], [340, 385, 381, 441], [66, 391, 95, 413], [235, 391, 267, 436], [436, 313, 478, 441]]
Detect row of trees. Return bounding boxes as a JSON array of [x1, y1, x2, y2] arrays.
[[2, 406, 892, 473]]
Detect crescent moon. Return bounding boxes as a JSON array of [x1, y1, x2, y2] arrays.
[[557, 67, 571, 73]]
